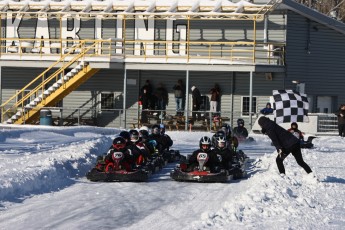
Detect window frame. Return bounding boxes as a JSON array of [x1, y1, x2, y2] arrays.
[[99, 92, 115, 112], [241, 96, 257, 116]]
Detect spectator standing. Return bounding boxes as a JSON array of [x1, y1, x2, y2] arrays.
[[139, 80, 152, 123], [191, 85, 202, 121], [155, 83, 169, 119], [209, 84, 220, 113], [260, 102, 274, 115], [173, 79, 185, 116], [336, 104, 345, 137]]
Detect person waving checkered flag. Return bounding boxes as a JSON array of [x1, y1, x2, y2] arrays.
[[271, 90, 309, 123]]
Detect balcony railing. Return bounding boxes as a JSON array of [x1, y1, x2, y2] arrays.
[[0, 38, 285, 65]]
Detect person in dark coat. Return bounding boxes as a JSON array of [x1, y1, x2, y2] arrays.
[[213, 134, 234, 170], [336, 104, 345, 137], [149, 124, 172, 153], [258, 116, 312, 175], [233, 118, 249, 142], [260, 102, 274, 115], [139, 80, 153, 122], [104, 137, 135, 172], [191, 85, 202, 121], [155, 83, 169, 119], [188, 136, 220, 173], [173, 79, 185, 116]]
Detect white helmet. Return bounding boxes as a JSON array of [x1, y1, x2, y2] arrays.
[[139, 126, 149, 132]]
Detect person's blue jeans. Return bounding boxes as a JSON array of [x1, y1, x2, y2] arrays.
[[175, 97, 183, 112], [157, 99, 166, 118]]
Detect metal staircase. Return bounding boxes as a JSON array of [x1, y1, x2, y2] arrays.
[[1, 41, 100, 124]]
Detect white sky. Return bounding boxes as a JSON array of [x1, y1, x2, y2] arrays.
[[0, 124, 344, 229]]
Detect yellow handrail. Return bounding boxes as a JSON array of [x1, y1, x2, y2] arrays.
[[1, 40, 101, 123]]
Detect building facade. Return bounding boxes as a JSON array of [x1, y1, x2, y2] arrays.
[[0, 0, 344, 130]]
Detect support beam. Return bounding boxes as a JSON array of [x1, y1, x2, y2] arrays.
[[185, 70, 190, 131], [249, 71, 253, 129], [123, 68, 127, 129]]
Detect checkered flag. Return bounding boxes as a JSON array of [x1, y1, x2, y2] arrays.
[[271, 90, 309, 123]]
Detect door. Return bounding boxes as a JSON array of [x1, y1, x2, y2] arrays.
[[317, 96, 332, 113]]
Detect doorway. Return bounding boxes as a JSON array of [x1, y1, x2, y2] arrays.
[[317, 96, 332, 113]]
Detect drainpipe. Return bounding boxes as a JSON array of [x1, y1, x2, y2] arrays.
[[230, 71, 234, 128], [137, 70, 141, 127], [123, 68, 127, 129], [264, 15, 268, 45]]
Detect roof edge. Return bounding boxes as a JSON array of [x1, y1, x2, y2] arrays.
[[281, 0, 345, 35]]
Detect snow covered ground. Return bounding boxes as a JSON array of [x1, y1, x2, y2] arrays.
[[0, 125, 344, 230]]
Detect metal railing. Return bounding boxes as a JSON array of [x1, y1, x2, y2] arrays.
[[0, 37, 285, 65], [3, 106, 337, 134], [0, 38, 118, 59], [317, 114, 338, 132], [0, 40, 105, 123], [123, 40, 284, 65]]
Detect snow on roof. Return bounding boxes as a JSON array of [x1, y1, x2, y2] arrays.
[[0, 0, 274, 17]]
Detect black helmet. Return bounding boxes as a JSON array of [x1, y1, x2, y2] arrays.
[[215, 130, 226, 139], [112, 137, 127, 151], [119, 131, 130, 142], [151, 124, 160, 135], [237, 118, 244, 126], [139, 130, 149, 140], [129, 129, 139, 142], [212, 130, 225, 147], [291, 122, 298, 129], [216, 135, 227, 150], [199, 136, 211, 151], [221, 123, 231, 136]]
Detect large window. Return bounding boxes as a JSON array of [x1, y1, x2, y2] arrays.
[[242, 96, 257, 116], [100, 92, 115, 110]]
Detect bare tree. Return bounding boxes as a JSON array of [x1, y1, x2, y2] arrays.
[[295, 0, 345, 22]]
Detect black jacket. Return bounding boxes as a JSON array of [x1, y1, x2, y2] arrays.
[[173, 84, 184, 98], [336, 108, 345, 125], [192, 88, 202, 107], [258, 116, 299, 150], [213, 147, 233, 170], [189, 148, 220, 171], [149, 134, 173, 152]]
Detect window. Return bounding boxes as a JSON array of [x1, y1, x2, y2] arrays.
[[242, 96, 257, 116], [100, 92, 115, 110]]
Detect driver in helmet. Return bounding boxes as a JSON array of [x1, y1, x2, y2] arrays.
[[233, 118, 249, 141], [188, 136, 220, 173], [287, 122, 304, 141], [213, 134, 234, 170], [139, 129, 156, 155], [149, 124, 173, 152], [159, 124, 173, 150], [129, 129, 149, 165], [104, 136, 134, 171], [220, 123, 239, 150]]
